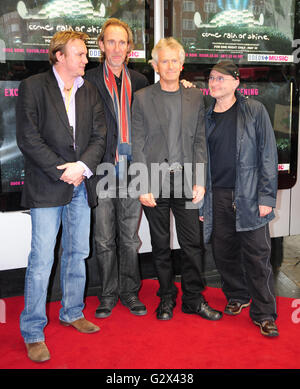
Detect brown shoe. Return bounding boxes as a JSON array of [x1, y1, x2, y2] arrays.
[[224, 301, 250, 315], [253, 320, 279, 337], [25, 341, 50, 363], [60, 318, 100, 333]]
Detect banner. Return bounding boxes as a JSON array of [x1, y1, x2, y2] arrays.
[[183, 0, 296, 64], [197, 77, 294, 172], [0, 0, 146, 61], [0, 81, 24, 193]]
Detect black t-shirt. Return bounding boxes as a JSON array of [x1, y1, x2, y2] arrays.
[[208, 101, 237, 188], [114, 74, 122, 100]]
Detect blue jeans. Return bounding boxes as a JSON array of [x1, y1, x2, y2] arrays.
[[20, 183, 91, 343]]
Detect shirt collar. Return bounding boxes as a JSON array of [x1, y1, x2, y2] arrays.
[[52, 66, 84, 92]]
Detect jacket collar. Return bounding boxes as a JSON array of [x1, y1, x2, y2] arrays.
[[46, 69, 72, 136], [45, 68, 86, 140], [206, 90, 248, 158], [207, 90, 247, 118]]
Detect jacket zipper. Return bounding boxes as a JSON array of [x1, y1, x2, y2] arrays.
[[232, 190, 236, 212]]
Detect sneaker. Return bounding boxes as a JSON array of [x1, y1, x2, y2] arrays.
[[224, 300, 251, 315], [253, 319, 279, 337]]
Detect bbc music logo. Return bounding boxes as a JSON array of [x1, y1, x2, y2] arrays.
[[247, 39, 300, 64], [88, 49, 145, 59]]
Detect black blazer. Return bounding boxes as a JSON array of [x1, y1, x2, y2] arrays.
[[16, 69, 107, 208], [131, 82, 207, 197], [85, 63, 149, 165]]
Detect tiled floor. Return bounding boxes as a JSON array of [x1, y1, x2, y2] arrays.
[[278, 235, 300, 297], [205, 235, 300, 299]]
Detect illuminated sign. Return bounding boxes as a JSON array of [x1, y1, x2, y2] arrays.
[[0, 0, 146, 61], [182, 0, 296, 64]]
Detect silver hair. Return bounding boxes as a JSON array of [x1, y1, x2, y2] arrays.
[[149, 37, 185, 66]]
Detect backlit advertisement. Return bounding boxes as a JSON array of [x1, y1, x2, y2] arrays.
[[182, 0, 296, 64], [196, 75, 295, 174], [0, 0, 146, 61], [0, 81, 24, 195]]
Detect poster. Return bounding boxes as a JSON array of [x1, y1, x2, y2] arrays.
[[0, 81, 24, 193], [183, 0, 296, 64], [0, 0, 146, 61], [197, 77, 293, 172]]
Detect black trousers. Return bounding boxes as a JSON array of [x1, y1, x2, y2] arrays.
[[143, 176, 205, 308], [93, 194, 142, 301], [211, 188, 277, 322]]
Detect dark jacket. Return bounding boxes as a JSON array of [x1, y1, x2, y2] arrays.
[[202, 91, 278, 244], [85, 63, 149, 166], [16, 69, 107, 209], [131, 82, 207, 197]]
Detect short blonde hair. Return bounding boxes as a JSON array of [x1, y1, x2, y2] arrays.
[[49, 31, 89, 65], [149, 37, 185, 66], [97, 18, 134, 64]]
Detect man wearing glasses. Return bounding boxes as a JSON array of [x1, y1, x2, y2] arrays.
[[202, 61, 279, 337]]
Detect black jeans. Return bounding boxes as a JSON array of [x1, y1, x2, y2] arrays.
[[93, 194, 142, 301], [211, 188, 277, 322], [143, 176, 205, 308]]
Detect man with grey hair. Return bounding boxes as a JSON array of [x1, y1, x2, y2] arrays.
[[131, 37, 222, 322]]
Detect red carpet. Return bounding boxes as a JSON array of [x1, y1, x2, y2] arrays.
[[0, 279, 299, 370]]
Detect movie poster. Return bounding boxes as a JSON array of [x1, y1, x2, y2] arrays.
[[196, 77, 293, 172], [0, 81, 24, 193], [183, 0, 296, 64], [0, 0, 146, 61]]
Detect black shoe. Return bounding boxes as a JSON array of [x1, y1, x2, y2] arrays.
[[182, 299, 223, 321], [120, 295, 147, 316], [95, 298, 117, 319], [156, 295, 176, 321]]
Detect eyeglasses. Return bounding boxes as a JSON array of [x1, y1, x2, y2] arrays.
[[208, 76, 235, 83]]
